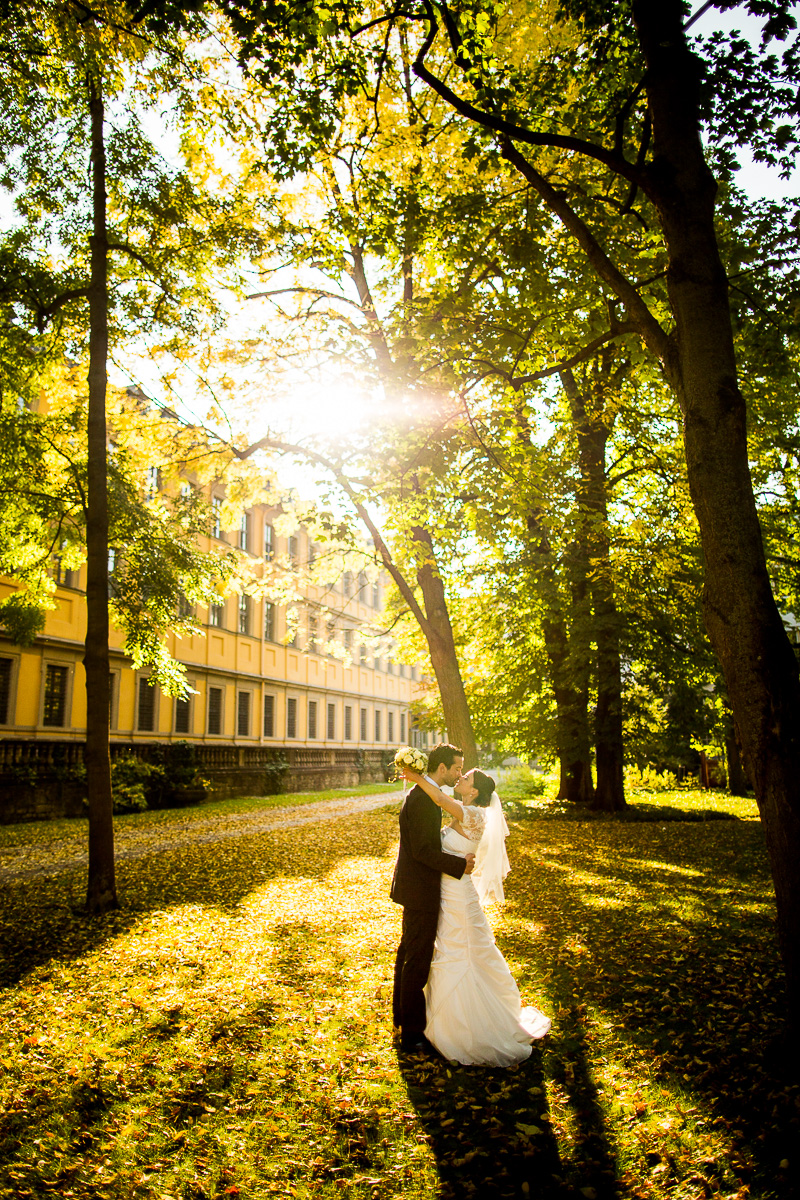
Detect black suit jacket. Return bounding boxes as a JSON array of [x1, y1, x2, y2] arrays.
[[390, 783, 467, 910]]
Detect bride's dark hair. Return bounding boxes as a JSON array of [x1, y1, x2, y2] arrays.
[[472, 769, 496, 807]]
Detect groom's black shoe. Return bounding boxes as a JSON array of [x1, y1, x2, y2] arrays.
[[400, 1034, 434, 1055]]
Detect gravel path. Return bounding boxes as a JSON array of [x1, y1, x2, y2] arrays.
[[0, 790, 406, 885]]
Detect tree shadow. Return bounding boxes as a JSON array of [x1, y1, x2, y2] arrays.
[[500, 815, 797, 1198]]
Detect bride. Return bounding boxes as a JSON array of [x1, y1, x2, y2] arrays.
[[402, 765, 551, 1067]]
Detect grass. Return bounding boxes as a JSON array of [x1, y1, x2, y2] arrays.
[[0, 786, 797, 1200]]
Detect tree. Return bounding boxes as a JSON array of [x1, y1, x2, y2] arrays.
[[1, 0, 259, 909], [217, 0, 800, 1007]]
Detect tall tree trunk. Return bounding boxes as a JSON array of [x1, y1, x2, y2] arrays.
[[542, 596, 593, 804], [635, 0, 800, 1001], [524, 507, 594, 803], [411, 524, 478, 767], [562, 366, 626, 811], [724, 717, 749, 797], [85, 74, 116, 913]]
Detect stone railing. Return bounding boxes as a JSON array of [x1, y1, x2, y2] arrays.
[[0, 738, 393, 822]]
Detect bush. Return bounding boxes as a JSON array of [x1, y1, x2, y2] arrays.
[[263, 751, 289, 795], [110, 755, 158, 813], [624, 763, 680, 792], [109, 745, 210, 812], [495, 765, 548, 801]]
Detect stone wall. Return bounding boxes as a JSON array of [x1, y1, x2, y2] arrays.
[[0, 740, 392, 824]]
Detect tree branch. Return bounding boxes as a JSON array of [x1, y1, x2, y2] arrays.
[[500, 138, 675, 375], [234, 436, 433, 637], [413, 2, 648, 190]]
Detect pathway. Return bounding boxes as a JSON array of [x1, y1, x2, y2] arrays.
[[0, 789, 406, 885]]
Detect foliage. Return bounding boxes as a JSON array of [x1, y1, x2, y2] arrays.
[[0, 794, 796, 1199], [107, 744, 210, 813], [623, 764, 680, 794]]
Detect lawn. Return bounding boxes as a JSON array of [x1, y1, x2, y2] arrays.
[[0, 788, 796, 1200]]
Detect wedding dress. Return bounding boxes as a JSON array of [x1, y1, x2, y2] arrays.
[[424, 805, 551, 1066]]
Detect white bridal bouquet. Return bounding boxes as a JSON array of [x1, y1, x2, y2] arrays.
[[393, 746, 428, 779]]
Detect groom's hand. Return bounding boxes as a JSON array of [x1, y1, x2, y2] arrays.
[[463, 854, 476, 875]]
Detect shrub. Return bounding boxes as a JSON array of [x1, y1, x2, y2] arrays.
[[624, 763, 680, 792], [495, 765, 548, 801]]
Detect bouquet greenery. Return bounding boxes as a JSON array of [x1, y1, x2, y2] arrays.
[[393, 746, 428, 780]]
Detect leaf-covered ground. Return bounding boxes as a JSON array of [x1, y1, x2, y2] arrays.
[[0, 791, 796, 1200]]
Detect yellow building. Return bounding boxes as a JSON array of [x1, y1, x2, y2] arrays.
[[0, 495, 433, 811]]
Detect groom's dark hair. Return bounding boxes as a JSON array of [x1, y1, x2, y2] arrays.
[[427, 743, 463, 773]]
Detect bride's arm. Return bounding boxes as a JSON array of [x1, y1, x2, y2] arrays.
[[403, 769, 465, 821]]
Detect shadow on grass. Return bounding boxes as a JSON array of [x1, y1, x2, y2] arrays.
[[0, 811, 400, 988], [395, 1006, 618, 1200], [501, 816, 798, 1198]]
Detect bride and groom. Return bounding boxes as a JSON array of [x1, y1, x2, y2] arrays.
[[390, 742, 551, 1066]]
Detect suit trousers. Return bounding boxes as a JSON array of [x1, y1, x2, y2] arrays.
[[393, 906, 440, 1038]]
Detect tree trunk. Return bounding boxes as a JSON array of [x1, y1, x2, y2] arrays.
[[725, 718, 749, 797], [543, 613, 594, 803], [84, 74, 117, 913], [411, 524, 479, 767], [635, 0, 800, 999], [523, 505, 594, 802], [562, 366, 626, 811]]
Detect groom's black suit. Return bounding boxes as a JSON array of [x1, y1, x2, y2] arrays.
[[390, 781, 467, 1045]]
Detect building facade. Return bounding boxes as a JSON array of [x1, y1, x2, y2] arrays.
[[0, 495, 435, 818]]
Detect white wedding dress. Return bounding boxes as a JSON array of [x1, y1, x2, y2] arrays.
[[424, 807, 551, 1066]]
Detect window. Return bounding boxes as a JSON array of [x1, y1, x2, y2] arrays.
[[308, 700, 318, 739], [358, 569, 367, 596], [308, 541, 317, 566], [401, 712, 406, 742], [264, 522, 274, 559], [211, 496, 222, 539], [175, 694, 191, 734], [387, 657, 394, 675], [210, 601, 224, 628], [239, 512, 249, 552], [288, 535, 298, 564], [309, 612, 318, 649], [287, 697, 297, 739], [177, 592, 192, 620], [372, 580, 380, 608], [208, 686, 223, 735], [412, 665, 419, 681], [109, 671, 118, 730], [238, 593, 251, 635], [237, 691, 251, 737], [359, 642, 368, 666], [264, 601, 275, 641], [327, 703, 335, 739], [388, 711, 394, 743], [288, 610, 299, 648], [107, 548, 117, 597], [374, 710, 381, 742], [0, 659, 12, 724], [54, 558, 76, 588], [180, 480, 192, 500], [343, 570, 353, 598], [263, 693, 275, 738], [137, 677, 155, 732], [344, 629, 353, 658], [345, 705, 352, 741], [145, 465, 159, 499], [360, 707, 367, 741], [326, 618, 336, 654]]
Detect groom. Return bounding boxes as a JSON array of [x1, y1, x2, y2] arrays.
[[390, 742, 474, 1053]]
